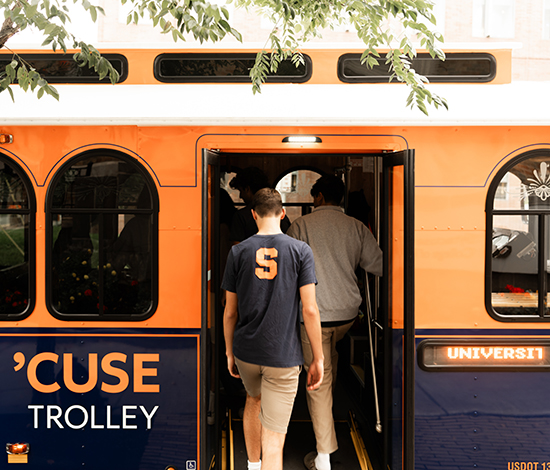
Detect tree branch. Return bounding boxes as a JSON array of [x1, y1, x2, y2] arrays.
[[0, 17, 20, 49]]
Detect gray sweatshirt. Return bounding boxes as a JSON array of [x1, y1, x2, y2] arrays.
[[287, 205, 383, 322]]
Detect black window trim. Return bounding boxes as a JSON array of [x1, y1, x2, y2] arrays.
[[485, 148, 550, 322], [338, 52, 497, 83], [153, 52, 313, 83], [0, 53, 129, 84], [45, 149, 159, 321], [0, 151, 36, 320]]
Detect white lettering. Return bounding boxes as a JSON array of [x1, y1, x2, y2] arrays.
[[106, 405, 120, 429], [140, 405, 159, 430], [65, 405, 88, 430], [481, 348, 493, 359], [122, 405, 138, 429], [448, 348, 459, 359], [459, 348, 472, 359], [90, 405, 104, 429], [47, 405, 64, 429], [28, 405, 44, 428], [28, 404, 159, 429]]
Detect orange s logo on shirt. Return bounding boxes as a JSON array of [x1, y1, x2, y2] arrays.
[[255, 247, 278, 280]]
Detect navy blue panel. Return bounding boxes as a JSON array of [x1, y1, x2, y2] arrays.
[[0, 334, 198, 470], [415, 336, 550, 470], [392, 330, 403, 470]]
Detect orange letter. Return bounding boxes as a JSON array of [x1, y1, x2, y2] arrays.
[[63, 353, 98, 393], [101, 353, 129, 394], [27, 353, 60, 393], [134, 354, 160, 393], [255, 247, 278, 280]]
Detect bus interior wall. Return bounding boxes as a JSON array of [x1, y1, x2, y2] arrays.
[[209, 152, 388, 470]]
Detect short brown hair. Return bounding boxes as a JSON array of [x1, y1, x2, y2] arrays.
[[251, 188, 283, 217]]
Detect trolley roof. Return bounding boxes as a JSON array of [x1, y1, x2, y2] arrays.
[[1, 80, 548, 127]]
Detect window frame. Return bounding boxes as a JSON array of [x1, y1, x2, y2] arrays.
[[0, 152, 36, 320], [0, 53, 128, 84], [485, 149, 550, 322], [338, 52, 497, 84], [45, 149, 159, 321], [153, 52, 313, 83]]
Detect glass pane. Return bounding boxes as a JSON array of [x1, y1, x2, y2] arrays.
[[0, 160, 28, 208], [51, 213, 152, 315], [0, 214, 29, 314], [339, 53, 495, 83], [51, 156, 150, 210], [105, 214, 152, 314], [51, 213, 98, 314], [497, 156, 550, 211], [156, 53, 309, 82], [492, 215, 540, 315], [275, 170, 322, 222], [0, 54, 127, 83]]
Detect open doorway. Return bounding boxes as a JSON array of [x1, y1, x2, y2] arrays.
[[202, 149, 414, 470]]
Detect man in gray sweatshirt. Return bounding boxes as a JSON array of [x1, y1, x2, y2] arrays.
[[286, 175, 383, 470]]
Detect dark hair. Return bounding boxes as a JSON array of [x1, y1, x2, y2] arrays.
[[229, 167, 269, 194], [310, 175, 345, 205], [251, 188, 283, 217]]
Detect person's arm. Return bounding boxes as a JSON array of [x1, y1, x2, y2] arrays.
[[300, 283, 324, 391], [223, 291, 240, 378]]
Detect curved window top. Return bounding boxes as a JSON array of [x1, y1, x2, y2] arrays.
[[0, 153, 35, 319], [275, 168, 323, 222], [51, 156, 153, 210], [339, 52, 497, 83], [0, 54, 128, 84], [0, 159, 29, 209], [491, 156, 550, 212], [154, 53, 312, 83], [47, 151, 158, 321], [487, 150, 550, 322]]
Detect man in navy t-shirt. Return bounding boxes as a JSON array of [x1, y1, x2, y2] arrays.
[[222, 188, 324, 470]]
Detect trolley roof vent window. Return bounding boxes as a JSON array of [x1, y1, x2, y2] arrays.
[[0, 54, 128, 84], [154, 53, 312, 83], [338, 52, 497, 83], [282, 136, 322, 143]]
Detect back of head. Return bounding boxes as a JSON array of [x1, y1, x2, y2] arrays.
[[310, 175, 345, 205], [252, 188, 283, 217], [229, 167, 270, 194]]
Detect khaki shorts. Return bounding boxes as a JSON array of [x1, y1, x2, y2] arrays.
[[235, 357, 301, 434]]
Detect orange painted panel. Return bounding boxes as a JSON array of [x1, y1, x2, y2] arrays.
[[138, 127, 198, 187], [415, 187, 487, 232], [416, 231, 487, 330]]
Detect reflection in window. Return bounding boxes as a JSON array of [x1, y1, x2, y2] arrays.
[[0, 155, 33, 317], [275, 170, 322, 222], [489, 154, 550, 319], [48, 152, 157, 320]]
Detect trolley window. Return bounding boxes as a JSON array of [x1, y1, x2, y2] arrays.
[[0, 54, 128, 83], [487, 151, 550, 321], [338, 52, 496, 83], [0, 153, 35, 319], [274, 168, 323, 223], [46, 150, 158, 320], [154, 53, 312, 83]]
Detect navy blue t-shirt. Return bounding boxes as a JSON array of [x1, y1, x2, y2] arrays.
[[221, 233, 317, 367]]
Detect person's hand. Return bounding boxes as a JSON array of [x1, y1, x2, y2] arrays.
[[306, 358, 324, 391], [227, 354, 240, 378]]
